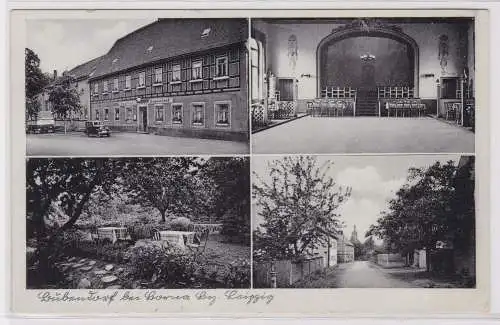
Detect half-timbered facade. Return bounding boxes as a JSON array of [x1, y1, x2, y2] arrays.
[[89, 18, 249, 142]]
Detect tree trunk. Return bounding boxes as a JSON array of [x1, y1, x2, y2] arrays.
[[160, 209, 167, 223], [64, 119, 67, 134], [426, 249, 431, 272]]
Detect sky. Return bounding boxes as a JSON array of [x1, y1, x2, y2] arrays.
[[26, 19, 156, 74], [251, 155, 462, 243]]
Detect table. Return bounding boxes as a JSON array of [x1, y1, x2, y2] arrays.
[[158, 231, 195, 249], [97, 227, 130, 243]]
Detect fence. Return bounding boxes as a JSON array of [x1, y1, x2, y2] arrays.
[[54, 119, 86, 132], [376, 253, 406, 268], [253, 256, 324, 288], [190, 223, 223, 234]]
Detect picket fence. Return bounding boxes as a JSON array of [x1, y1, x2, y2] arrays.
[[253, 256, 324, 288]]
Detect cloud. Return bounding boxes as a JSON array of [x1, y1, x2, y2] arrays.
[[334, 166, 406, 239], [27, 20, 153, 73], [337, 197, 383, 239], [336, 165, 405, 200]]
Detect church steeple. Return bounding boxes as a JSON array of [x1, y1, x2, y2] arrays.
[[350, 225, 359, 243]]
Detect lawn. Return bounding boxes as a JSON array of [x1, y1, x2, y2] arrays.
[[203, 236, 250, 266]]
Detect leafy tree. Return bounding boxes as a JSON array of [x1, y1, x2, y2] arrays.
[[25, 48, 50, 119], [48, 75, 82, 131], [118, 157, 203, 223], [200, 157, 250, 244], [367, 160, 463, 272], [26, 158, 121, 285], [253, 156, 351, 260], [26, 158, 120, 241]]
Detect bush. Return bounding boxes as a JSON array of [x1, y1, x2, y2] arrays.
[[223, 258, 251, 288], [169, 217, 192, 231], [70, 240, 131, 263], [126, 240, 197, 286]]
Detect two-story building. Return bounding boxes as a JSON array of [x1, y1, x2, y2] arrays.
[[88, 18, 249, 142], [37, 56, 102, 121]]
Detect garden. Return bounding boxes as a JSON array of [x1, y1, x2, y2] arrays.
[[26, 157, 251, 289]]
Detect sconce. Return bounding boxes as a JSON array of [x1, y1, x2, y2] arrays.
[[136, 97, 142, 103], [300, 74, 313, 78]]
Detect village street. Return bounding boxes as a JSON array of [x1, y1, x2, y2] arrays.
[[252, 116, 475, 154], [293, 261, 422, 288], [26, 132, 249, 156]]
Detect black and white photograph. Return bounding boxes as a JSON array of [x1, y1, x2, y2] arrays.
[[252, 155, 475, 288], [25, 18, 250, 156], [26, 157, 250, 289], [250, 17, 476, 154]]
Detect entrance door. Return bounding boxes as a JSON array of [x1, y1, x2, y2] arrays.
[[361, 63, 376, 88], [277, 78, 294, 101], [138, 106, 148, 132]]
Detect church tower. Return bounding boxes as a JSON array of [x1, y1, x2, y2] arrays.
[[350, 225, 359, 244]]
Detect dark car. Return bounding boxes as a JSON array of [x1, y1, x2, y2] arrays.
[[84, 121, 111, 137]]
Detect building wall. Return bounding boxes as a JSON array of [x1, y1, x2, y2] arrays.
[[74, 79, 91, 119], [91, 90, 247, 141], [254, 20, 474, 100], [337, 237, 354, 263], [312, 238, 338, 267], [90, 45, 248, 141]]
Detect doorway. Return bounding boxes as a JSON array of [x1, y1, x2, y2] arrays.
[[138, 106, 148, 133]]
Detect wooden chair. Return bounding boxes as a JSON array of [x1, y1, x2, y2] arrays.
[[402, 100, 411, 117], [152, 228, 161, 241], [186, 228, 210, 261], [445, 102, 458, 121]]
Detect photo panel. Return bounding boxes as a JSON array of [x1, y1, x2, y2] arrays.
[[25, 18, 250, 156], [252, 154, 476, 289], [25, 156, 251, 290], [250, 17, 476, 155]]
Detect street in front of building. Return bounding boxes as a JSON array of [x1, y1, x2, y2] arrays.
[[292, 261, 417, 288], [26, 132, 249, 156]]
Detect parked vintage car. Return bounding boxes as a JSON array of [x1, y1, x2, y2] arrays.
[[84, 121, 111, 137]]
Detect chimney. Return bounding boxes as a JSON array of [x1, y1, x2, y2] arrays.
[[53, 70, 57, 80]]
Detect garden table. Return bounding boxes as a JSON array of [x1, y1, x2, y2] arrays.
[[158, 231, 195, 250], [97, 227, 130, 244]]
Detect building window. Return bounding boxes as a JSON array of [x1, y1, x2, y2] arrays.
[[154, 67, 162, 84], [215, 102, 230, 126], [115, 107, 120, 121], [103, 80, 108, 93], [104, 108, 109, 121], [138, 72, 146, 88], [215, 56, 228, 78], [250, 38, 265, 101], [192, 60, 203, 80], [172, 104, 183, 124], [133, 108, 137, 121], [113, 78, 119, 92], [155, 105, 164, 122], [95, 110, 100, 120], [126, 107, 133, 121], [172, 64, 181, 82], [125, 75, 131, 90], [94, 83, 99, 94], [191, 103, 204, 125]]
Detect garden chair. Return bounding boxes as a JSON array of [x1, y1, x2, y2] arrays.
[[186, 228, 210, 261], [152, 228, 161, 241]]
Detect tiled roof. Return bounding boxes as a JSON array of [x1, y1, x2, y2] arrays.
[[90, 18, 248, 80], [67, 56, 104, 80]]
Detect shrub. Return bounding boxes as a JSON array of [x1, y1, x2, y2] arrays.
[[223, 258, 251, 288], [169, 217, 192, 231], [126, 240, 197, 286]]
